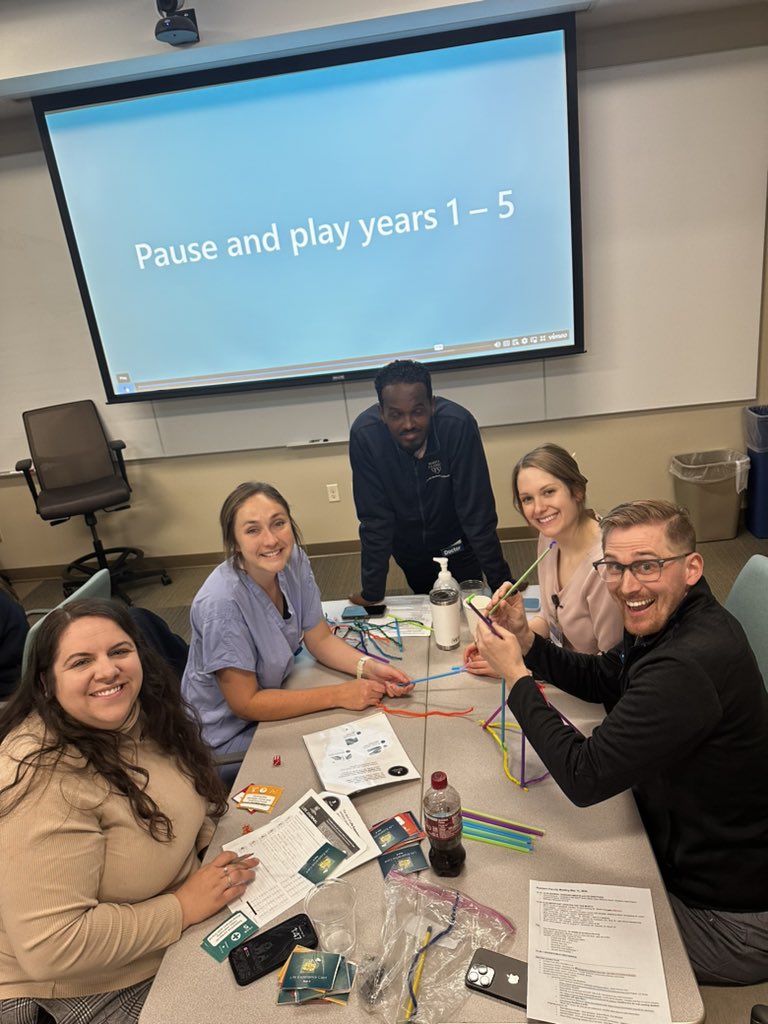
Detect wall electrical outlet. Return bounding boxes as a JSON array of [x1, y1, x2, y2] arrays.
[[326, 483, 340, 503]]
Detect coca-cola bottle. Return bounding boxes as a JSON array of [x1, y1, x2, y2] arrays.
[[423, 770, 466, 877]]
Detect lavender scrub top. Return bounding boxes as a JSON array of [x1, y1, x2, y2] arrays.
[[181, 546, 324, 749]]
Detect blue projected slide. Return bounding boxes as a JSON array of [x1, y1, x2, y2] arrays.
[[39, 20, 581, 401]]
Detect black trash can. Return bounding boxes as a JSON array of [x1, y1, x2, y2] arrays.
[[745, 405, 768, 539]]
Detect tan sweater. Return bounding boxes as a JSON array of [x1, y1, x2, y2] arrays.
[[0, 708, 215, 998]]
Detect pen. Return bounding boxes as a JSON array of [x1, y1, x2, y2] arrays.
[[486, 540, 557, 615], [465, 598, 502, 638]]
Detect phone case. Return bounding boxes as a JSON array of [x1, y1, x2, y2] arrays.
[[228, 913, 318, 987], [465, 947, 527, 1009], [341, 605, 369, 620]]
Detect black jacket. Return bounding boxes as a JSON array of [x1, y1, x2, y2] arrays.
[[509, 578, 768, 912], [349, 397, 510, 601], [0, 589, 28, 698]]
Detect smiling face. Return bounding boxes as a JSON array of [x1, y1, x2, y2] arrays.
[[603, 522, 703, 636], [379, 382, 434, 454], [516, 466, 583, 540], [51, 616, 143, 730], [233, 492, 295, 583]]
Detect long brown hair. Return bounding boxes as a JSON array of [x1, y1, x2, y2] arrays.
[[0, 599, 227, 838]]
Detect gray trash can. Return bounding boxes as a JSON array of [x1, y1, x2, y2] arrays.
[[669, 449, 749, 542]]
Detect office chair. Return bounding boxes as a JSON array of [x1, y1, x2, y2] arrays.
[[15, 400, 171, 604], [724, 554, 768, 690]]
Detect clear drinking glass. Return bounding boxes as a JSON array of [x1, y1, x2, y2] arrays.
[[304, 878, 357, 957]]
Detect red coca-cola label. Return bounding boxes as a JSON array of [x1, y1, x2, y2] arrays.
[[424, 811, 462, 842]]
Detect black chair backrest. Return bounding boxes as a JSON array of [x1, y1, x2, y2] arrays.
[[23, 401, 118, 490]]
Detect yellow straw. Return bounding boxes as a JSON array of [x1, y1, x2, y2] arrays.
[[405, 925, 433, 1020]]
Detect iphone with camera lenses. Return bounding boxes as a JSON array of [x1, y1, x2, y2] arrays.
[[465, 947, 527, 1009]]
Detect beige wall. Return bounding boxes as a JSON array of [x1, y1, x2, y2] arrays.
[[1, 359, 764, 573], [1, 5, 766, 575]]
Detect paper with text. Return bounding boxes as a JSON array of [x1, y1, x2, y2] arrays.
[[528, 881, 672, 1024], [223, 789, 377, 930]]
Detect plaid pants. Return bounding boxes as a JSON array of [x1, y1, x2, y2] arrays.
[[0, 979, 152, 1024]]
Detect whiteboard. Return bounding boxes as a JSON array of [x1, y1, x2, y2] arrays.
[[1, 46, 765, 473]]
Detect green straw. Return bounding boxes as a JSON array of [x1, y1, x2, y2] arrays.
[[487, 540, 557, 615], [463, 832, 532, 853]]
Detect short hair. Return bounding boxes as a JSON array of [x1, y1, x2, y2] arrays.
[[220, 481, 303, 564], [512, 443, 590, 518], [374, 360, 433, 404], [600, 499, 696, 552]]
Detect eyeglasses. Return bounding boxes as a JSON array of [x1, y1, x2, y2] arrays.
[[592, 552, 694, 583]]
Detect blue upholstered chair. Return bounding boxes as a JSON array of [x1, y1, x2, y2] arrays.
[[21, 568, 112, 678], [724, 554, 768, 690]]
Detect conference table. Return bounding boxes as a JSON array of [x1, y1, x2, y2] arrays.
[[140, 601, 705, 1024]]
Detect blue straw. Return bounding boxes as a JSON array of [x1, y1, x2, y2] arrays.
[[396, 666, 466, 687]]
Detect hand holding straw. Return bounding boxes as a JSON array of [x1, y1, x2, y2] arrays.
[[487, 540, 557, 615]]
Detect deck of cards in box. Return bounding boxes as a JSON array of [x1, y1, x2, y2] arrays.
[[277, 946, 357, 1005]]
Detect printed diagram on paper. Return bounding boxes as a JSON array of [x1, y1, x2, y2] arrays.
[[303, 712, 420, 796]]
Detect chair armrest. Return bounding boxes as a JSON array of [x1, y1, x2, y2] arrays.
[[109, 439, 131, 491], [15, 459, 39, 506], [213, 751, 247, 767]]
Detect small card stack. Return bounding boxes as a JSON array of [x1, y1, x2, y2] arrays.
[[297, 841, 347, 884], [277, 946, 357, 1005], [232, 783, 283, 815], [369, 811, 428, 878]]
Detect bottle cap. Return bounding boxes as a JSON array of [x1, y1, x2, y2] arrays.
[[431, 771, 447, 789]]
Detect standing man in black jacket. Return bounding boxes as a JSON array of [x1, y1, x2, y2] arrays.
[[471, 498, 768, 986], [348, 359, 511, 605]]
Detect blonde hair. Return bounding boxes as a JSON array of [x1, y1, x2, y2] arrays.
[[599, 499, 696, 551]]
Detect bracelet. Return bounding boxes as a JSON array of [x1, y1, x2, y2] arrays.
[[356, 656, 370, 679]]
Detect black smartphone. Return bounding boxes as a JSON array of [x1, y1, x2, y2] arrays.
[[364, 603, 387, 617], [228, 913, 318, 987], [465, 947, 528, 1009]]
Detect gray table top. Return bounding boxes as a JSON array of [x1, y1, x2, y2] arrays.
[[140, 611, 704, 1024]]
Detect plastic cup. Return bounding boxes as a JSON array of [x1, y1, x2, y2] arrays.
[[304, 878, 356, 957]]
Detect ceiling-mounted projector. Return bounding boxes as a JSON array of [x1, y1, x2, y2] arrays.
[[155, 0, 199, 45]]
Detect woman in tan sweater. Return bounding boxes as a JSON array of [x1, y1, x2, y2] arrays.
[[0, 598, 258, 1023]]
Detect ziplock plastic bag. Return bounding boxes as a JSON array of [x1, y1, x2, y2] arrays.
[[669, 450, 749, 492], [358, 870, 517, 1024]]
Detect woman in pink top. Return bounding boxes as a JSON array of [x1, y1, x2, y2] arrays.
[[466, 444, 622, 670]]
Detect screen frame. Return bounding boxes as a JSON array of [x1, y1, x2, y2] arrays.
[[33, 12, 584, 405]]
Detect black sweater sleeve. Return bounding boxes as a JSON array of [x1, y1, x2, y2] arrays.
[[447, 414, 511, 591], [509, 636, 721, 807], [349, 423, 395, 602]]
